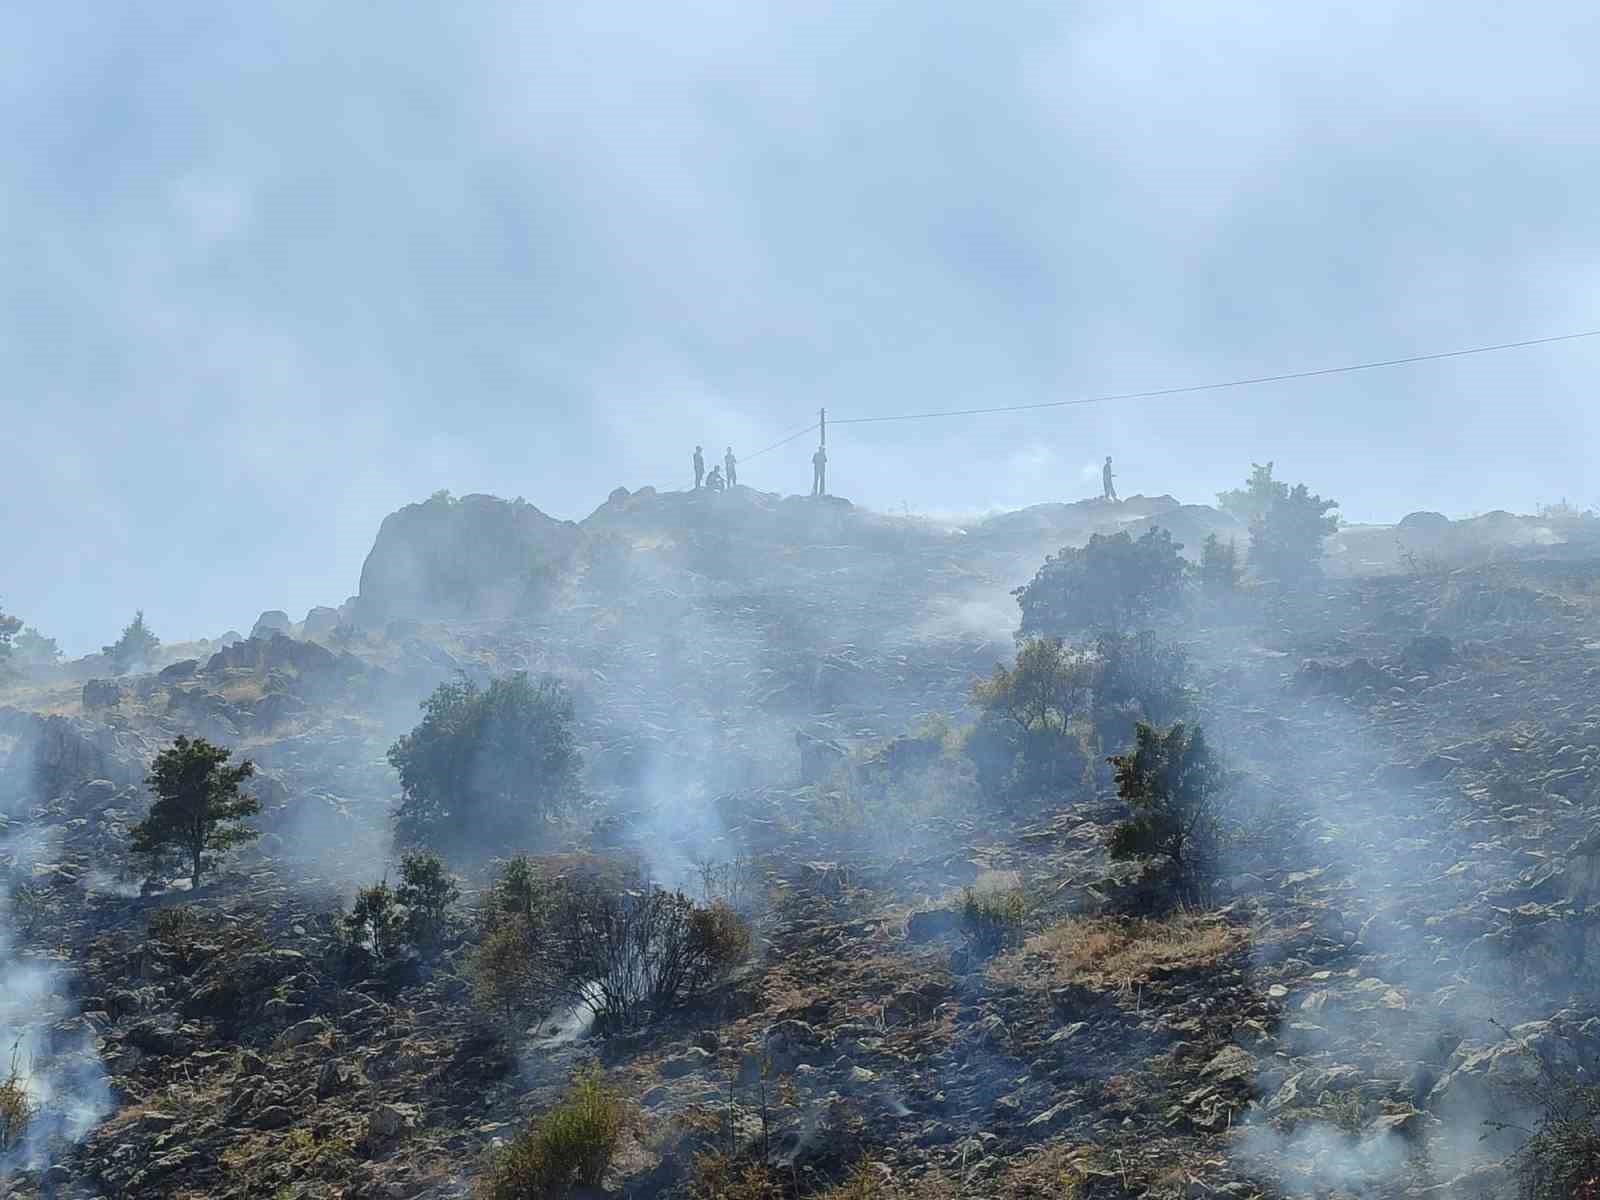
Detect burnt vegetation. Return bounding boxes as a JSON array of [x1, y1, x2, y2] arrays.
[[7, 469, 1599, 1199]]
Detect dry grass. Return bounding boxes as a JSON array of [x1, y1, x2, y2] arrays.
[[992, 910, 1243, 992], [0, 1050, 36, 1155]]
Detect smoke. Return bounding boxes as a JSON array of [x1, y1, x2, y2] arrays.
[[0, 726, 112, 1172]]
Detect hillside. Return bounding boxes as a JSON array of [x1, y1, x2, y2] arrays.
[[3, 487, 1600, 1199]]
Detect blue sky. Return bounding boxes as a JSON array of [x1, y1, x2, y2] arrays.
[[4, 2, 1599, 652]]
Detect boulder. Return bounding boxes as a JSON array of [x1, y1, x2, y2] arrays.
[[797, 731, 847, 784], [301, 606, 342, 639], [251, 610, 293, 640], [157, 659, 199, 683], [82, 678, 124, 709], [350, 492, 584, 625]]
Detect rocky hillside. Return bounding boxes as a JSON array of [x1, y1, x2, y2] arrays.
[[3, 488, 1600, 1199]]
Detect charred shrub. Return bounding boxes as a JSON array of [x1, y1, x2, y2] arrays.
[[478, 1065, 627, 1199], [469, 858, 753, 1035], [1106, 722, 1227, 897], [0, 1046, 35, 1155]]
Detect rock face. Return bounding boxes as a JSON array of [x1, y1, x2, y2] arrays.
[[301, 606, 342, 640], [251, 611, 293, 640], [350, 492, 584, 626]]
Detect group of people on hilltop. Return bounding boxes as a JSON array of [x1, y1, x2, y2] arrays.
[[688, 442, 1107, 503], [692, 445, 739, 493]]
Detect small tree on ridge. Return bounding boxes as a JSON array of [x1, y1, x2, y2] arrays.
[[130, 736, 260, 886]]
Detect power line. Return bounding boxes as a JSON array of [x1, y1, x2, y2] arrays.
[[743, 420, 820, 461], [825, 327, 1600, 428]]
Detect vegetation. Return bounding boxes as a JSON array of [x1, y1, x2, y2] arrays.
[[1106, 722, 1227, 890], [968, 637, 1095, 802], [1089, 631, 1190, 734], [129, 735, 260, 886], [0, 607, 20, 674], [960, 881, 1027, 958], [1198, 533, 1242, 592], [1014, 527, 1187, 637], [342, 852, 461, 964], [0, 1045, 35, 1156], [468, 858, 752, 1035], [102, 609, 160, 675], [477, 1066, 627, 1200], [1220, 463, 1339, 584], [1492, 1031, 1600, 1200], [1002, 911, 1242, 991], [389, 673, 581, 857], [344, 881, 406, 962]]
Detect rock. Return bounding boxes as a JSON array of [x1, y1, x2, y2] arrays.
[[366, 1102, 421, 1145], [82, 678, 125, 709], [906, 908, 961, 943], [251, 610, 293, 639], [157, 659, 199, 682], [252, 1104, 297, 1130], [317, 1059, 354, 1098], [659, 1047, 714, 1078], [1401, 634, 1454, 672], [205, 634, 341, 677], [275, 1018, 329, 1049], [797, 730, 847, 784], [349, 492, 584, 626], [301, 605, 342, 639]]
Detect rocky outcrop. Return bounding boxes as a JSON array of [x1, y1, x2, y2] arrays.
[[349, 492, 583, 626]]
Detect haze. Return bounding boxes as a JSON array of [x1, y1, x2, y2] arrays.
[[4, 1, 1599, 652]]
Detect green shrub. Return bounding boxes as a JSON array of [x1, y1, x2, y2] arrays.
[[960, 885, 1026, 959], [344, 881, 406, 962], [478, 1066, 626, 1199], [396, 850, 460, 955], [1106, 722, 1227, 892], [1014, 527, 1188, 637]]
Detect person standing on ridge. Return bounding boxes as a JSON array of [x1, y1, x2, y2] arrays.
[[693, 445, 705, 490], [1102, 455, 1117, 502], [724, 446, 738, 488], [812, 444, 827, 497]]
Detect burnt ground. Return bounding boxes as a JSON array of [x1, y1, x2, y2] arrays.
[[3, 544, 1600, 1198]]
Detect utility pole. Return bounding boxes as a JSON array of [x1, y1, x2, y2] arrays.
[[817, 408, 827, 497], [819, 407, 826, 449]]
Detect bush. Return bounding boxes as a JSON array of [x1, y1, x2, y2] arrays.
[[390, 673, 581, 858], [961, 882, 1026, 958], [478, 1066, 626, 1199], [0, 1045, 35, 1155], [1106, 722, 1227, 891], [396, 850, 460, 955], [1221, 462, 1339, 584], [1198, 534, 1242, 592], [1014, 527, 1187, 637], [469, 859, 753, 1035], [1491, 1030, 1600, 1200], [1089, 631, 1190, 739], [344, 881, 406, 962], [969, 638, 1096, 803]]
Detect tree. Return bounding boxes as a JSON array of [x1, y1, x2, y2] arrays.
[[968, 637, 1096, 800], [1216, 462, 1284, 524], [1090, 631, 1191, 739], [1198, 534, 1242, 592], [0, 607, 20, 673], [389, 672, 581, 857], [1249, 482, 1339, 584], [1106, 722, 1226, 888], [396, 850, 460, 955], [103, 610, 160, 675], [1015, 527, 1187, 637], [130, 736, 260, 886]]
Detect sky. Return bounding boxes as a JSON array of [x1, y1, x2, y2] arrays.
[[3, 2, 1599, 653]]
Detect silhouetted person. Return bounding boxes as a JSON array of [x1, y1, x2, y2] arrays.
[[706, 464, 725, 492], [693, 445, 705, 490], [812, 445, 827, 497], [724, 446, 737, 487], [1102, 456, 1117, 502]]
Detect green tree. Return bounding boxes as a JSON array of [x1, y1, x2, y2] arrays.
[[1014, 527, 1187, 637], [103, 610, 160, 675], [1216, 461, 1285, 524], [389, 672, 581, 857], [396, 850, 460, 955], [1106, 721, 1226, 887], [1249, 482, 1339, 584], [968, 637, 1096, 800], [0, 607, 20, 673], [130, 736, 260, 886], [1198, 534, 1242, 592]]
